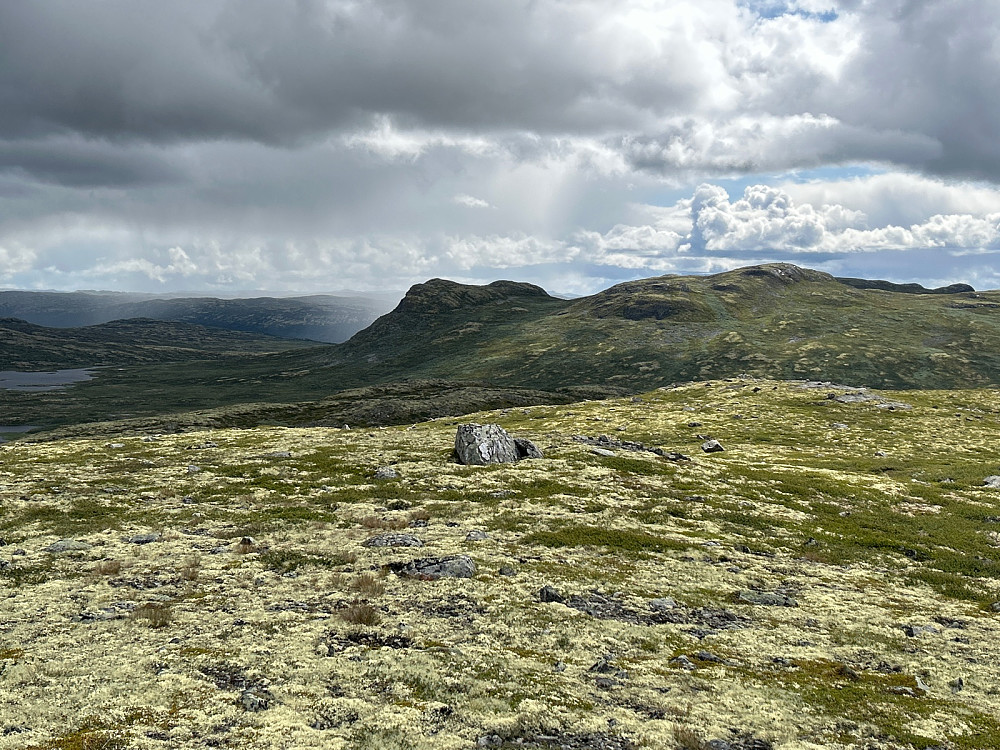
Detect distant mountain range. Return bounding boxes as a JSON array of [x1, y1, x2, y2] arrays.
[[6, 263, 1000, 436], [0, 290, 395, 343]]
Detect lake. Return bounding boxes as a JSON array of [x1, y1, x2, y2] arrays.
[[0, 368, 96, 391]]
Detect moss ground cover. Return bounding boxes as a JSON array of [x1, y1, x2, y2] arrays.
[[2, 379, 1000, 748]]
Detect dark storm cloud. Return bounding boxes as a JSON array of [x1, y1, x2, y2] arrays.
[[3, 0, 1000, 294], [0, 0, 696, 146]]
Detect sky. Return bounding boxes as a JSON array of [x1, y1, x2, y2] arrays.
[[2, 0, 1000, 296]]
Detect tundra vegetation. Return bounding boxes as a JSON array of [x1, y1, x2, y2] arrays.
[[2, 379, 1000, 749]]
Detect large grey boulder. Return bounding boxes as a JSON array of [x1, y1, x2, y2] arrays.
[[455, 424, 519, 465], [389, 555, 477, 579]]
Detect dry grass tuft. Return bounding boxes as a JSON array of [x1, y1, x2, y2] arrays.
[[350, 572, 385, 597], [340, 602, 381, 626], [93, 560, 122, 576], [672, 725, 705, 750], [179, 555, 201, 581], [131, 603, 172, 629], [360, 515, 408, 531]]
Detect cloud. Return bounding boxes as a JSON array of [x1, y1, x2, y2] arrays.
[[453, 195, 492, 209], [1, 1, 1000, 295]]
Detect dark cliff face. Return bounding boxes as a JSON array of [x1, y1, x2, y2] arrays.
[[394, 278, 554, 315]]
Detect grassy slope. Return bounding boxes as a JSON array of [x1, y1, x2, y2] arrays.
[[7, 263, 1000, 434], [0, 317, 313, 369], [3, 380, 1000, 749]]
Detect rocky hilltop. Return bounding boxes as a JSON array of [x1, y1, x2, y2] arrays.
[[2, 380, 1000, 749]]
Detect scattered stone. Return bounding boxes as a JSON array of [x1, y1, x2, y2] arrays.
[[262, 450, 292, 459], [990, 602, 1000, 612], [44, 539, 92, 553], [465, 530, 489, 542], [902, 624, 939, 638], [594, 677, 618, 690], [983, 476, 1000, 488], [187, 465, 201, 474], [408, 519, 429, 528], [240, 687, 273, 712], [374, 466, 398, 480], [702, 439, 725, 453], [949, 677, 964, 693], [127, 532, 161, 545], [553, 661, 567, 672], [588, 657, 616, 674], [735, 590, 797, 607], [830, 423, 848, 430], [513, 437, 544, 460], [498, 565, 517, 576], [538, 585, 565, 603], [389, 555, 477, 579], [648, 597, 676, 612], [573, 434, 689, 461], [670, 655, 696, 670], [107, 443, 124, 449], [694, 650, 726, 664], [362, 533, 424, 548], [591, 448, 616, 457]]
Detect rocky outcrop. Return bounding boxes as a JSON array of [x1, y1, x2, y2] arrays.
[[455, 424, 543, 465]]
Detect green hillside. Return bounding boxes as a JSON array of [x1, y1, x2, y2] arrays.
[[7, 263, 1000, 436], [0, 317, 313, 370]]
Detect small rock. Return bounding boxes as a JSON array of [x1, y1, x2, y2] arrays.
[[498, 565, 516, 576], [648, 597, 676, 612], [538, 586, 565, 603], [984, 476, 1000, 488], [553, 661, 567, 673], [389, 555, 477, 579], [695, 650, 725, 664], [186, 465, 201, 474], [127, 533, 161, 545], [594, 677, 618, 689], [513, 438, 544, 460], [107, 443, 124, 449], [591, 448, 616, 457], [902, 624, 939, 638], [263, 451, 292, 458], [701, 440, 725, 453], [949, 677, 964, 693], [670, 655, 696, 670], [477, 735, 503, 748], [240, 687, 272, 712], [408, 519, 429, 528], [706, 741, 733, 750], [374, 466, 398, 480], [465, 530, 489, 542], [990, 602, 1000, 612], [362, 533, 424, 548], [830, 423, 848, 430], [736, 590, 797, 607], [44, 539, 92, 553]]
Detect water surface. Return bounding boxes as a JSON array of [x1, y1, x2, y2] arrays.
[[0, 369, 95, 391]]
